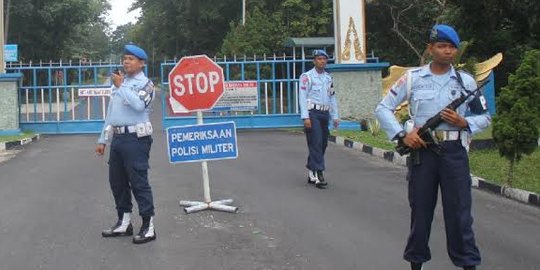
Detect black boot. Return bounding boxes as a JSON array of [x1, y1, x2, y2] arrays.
[[316, 170, 328, 188], [102, 213, 133, 237], [133, 216, 156, 244], [410, 262, 422, 270]]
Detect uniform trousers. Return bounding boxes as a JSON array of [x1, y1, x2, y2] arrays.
[[109, 133, 155, 217], [305, 109, 330, 171], [404, 140, 481, 267]]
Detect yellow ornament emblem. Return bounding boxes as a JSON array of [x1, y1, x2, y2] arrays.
[[341, 17, 364, 62]]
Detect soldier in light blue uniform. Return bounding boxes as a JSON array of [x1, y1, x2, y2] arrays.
[[96, 44, 156, 244], [375, 25, 490, 270], [299, 49, 340, 188]]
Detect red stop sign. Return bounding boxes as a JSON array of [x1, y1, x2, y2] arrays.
[[168, 55, 225, 112]]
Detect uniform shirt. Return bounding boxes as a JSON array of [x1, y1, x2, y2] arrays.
[[98, 71, 154, 144], [299, 68, 339, 120], [375, 64, 491, 140]]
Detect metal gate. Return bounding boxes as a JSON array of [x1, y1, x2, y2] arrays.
[[7, 54, 374, 134], [160, 54, 324, 129], [7, 60, 121, 134]]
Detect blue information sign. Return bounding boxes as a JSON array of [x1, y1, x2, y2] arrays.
[[166, 122, 238, 163], [4, 44, 18, 62]]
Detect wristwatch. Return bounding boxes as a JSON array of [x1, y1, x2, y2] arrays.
[[395, 130, 407, 142]]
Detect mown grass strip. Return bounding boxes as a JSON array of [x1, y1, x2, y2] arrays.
[[0, 132, 36, 143]]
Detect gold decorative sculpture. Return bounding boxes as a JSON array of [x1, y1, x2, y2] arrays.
[[382, 53, 503, 115], [341, 17, 365, 62]]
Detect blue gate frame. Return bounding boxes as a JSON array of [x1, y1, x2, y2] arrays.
[[160, 54, 375, 130], [7, 54, 499, 134], [7, 61, 124, 134]]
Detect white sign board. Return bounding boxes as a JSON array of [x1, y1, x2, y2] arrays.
[[78, 87, 112, 97], [213, 81, 258, 111], [333, 0, 367, 64]]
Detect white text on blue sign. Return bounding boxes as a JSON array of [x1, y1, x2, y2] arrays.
[[167, 122, 238, 163]]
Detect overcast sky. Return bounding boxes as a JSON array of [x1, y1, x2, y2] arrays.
[[106, 0, 141, 29]]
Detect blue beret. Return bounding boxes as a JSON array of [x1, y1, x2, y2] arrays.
[[313, 49, 329, 59], [124, 44, 148, 60], [429, 24, 460, 48]]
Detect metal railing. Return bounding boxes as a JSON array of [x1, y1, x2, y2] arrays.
[[5, 61, 124, 133], [7, 54, 380, 132]]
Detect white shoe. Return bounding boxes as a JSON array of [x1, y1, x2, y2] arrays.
[[307, 170, 318, 184]]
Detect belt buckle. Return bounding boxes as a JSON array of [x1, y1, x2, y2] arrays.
[[434, 130, 445, 141]]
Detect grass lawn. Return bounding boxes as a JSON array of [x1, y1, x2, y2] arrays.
[[0, 132, 36, 143], [331, 129, 539, 194], [333, 126, 492, 151], [469, 149, 540, 194], [332, 130, 395, 150], [472, 125, 493, 140]]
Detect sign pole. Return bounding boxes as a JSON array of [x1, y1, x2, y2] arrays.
[[178, 111, 238, 214], [197, 111, 212, 203], [168, 55, 238, 214]]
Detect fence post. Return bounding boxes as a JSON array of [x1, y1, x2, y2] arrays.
[[0, 73, 23, 135]]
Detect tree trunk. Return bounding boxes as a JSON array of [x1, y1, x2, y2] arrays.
[[507, 156, 515, 187]]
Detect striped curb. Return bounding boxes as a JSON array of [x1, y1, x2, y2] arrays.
[[0, 134, 40, 152], [329, 135, 539, 208]]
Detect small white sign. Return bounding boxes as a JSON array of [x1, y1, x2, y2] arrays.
[[214, 81, 258, 111], [78, 87, 112, 97]]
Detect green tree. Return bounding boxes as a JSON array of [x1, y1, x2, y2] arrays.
[[281, 0, 333, 37], [131, 0, 243, 59], [220, 7, 286, 56], [366, 0, 455, 66], [447, 0, 540, 95], [110, 23, 138, 61], [493, 50, 540, 185], [7, 0, 110, 60], [220, 0, 333, 56]]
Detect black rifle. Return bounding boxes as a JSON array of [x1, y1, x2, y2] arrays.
[[396, 79, 489, 156]]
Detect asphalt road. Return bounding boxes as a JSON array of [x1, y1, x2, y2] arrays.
[[1, 93, 539, 269]]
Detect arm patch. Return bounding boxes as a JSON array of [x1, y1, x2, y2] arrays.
[[138, 80, 155, 107], [468, 92, 488, 114]]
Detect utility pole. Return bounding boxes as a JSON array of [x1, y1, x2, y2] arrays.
[[242, 0, 246, 25], [5, 0, 10, 41], [0, 0, 5, 73]]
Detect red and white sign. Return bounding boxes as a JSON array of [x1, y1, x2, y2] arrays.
[[168, 55, 225, 113]]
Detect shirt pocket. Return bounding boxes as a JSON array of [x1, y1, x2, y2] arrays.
[[411, 90, 438, 117], [310, 81, 321, 91]]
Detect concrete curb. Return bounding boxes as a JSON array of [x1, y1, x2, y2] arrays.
[[329, 135, 540, 208], [0, 134, 41, 152]]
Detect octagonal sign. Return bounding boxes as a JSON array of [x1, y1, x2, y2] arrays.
[[168, 55, 225, 113]]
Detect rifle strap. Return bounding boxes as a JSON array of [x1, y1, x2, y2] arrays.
[[455, 70, 471, 94], [406, 70, 414, 117]]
